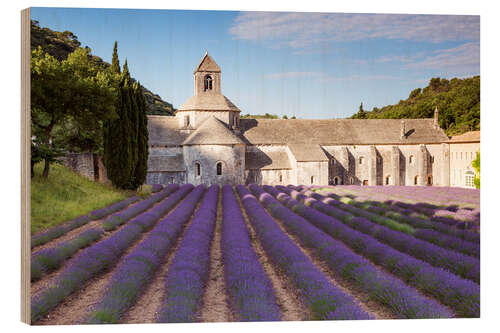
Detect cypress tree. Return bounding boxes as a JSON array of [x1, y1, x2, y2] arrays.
[[111, 41, 120, 74], [103, 45, 134, 189], [131, 81, 149, 188]]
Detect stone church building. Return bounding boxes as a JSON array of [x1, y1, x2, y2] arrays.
[[145, 53, 468, 187]]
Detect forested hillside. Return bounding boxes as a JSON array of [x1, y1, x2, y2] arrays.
[[31, 20, 175, 116], [351, 76, 480, 136]]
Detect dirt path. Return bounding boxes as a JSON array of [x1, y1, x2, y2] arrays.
[[264, 205, 395, 320], [122, 197, 205, 324], [199, 190, 233, 322], [236, 193, 309, 321], [33, 194, 188, 325]]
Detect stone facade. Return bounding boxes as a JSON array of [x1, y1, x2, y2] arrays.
[[144, 53, 478, 188], [449, 131, 480, 188]]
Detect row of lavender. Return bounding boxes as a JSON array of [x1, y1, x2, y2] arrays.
[[86, 185, 207, 323], [253, 185, 452, 318], [31, 195, 141, 248], [236, 185, 372, 320], [303, 188, 480, 261], [333, 188, 480, 234], [334, 185, 479, 207], [327, 185, 480, 226], [31, 185, 180, 282], [310, 187, 480, 244], [267, 185, 479, 317], [31, 184, 192, 323]]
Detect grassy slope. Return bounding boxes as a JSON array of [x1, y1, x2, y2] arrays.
[[31, 163, 130, 234]]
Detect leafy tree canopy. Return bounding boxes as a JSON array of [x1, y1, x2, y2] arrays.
[[349, 76, 480, 136], [31, 46, 117, 176]]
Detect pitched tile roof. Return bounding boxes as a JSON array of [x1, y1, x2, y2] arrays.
[[288, 144, 329, 161], [147, 116, 188, 146], [245, 150, 291, 170], [194, 52, 221, 73], [182, 116, 245, 145], [450, 131, 480, 143], [239, 118, 450, 145], [178, 94, 240, 112]]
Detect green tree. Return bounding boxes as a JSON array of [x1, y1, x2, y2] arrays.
[[111, 41, 120, 74], [282, 115, 288, 119], [472, 151, 480, 189], [352, 102, 367, 119], [103, 50, 148, 190], [131, 81, 149, 188], [31, 46, 116, 177]]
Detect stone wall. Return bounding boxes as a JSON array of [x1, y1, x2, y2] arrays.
[[449, 142, 479, 187], [146, 171, 185, 184], [62, 152, 95, 180], [183, 144, 245, 185], [245, 169, 293, 185]]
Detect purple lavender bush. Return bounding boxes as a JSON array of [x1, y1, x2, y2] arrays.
[[85, 185, 206, 324], [221, 185, 281, 321], [156, 185, 218, 323], [31, 215, 91, 248], [88, 196, 141, 220], [31, 184, 193, 323], [103, 184, 179, 231], [257, 185, 451, 319], [269, 187, 479, 317], [31, 228, 104, 281], [151, 184, 164, 193], [296, 189, 480, 282], [236, 185, 371, 321]]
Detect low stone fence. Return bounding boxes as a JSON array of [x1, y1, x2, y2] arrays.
[[61, 152, 108, 183]]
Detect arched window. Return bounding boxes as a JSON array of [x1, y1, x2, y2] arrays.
[[350, 177, 354, 185], [333, 176, 339, 185], [359, 156, 364, 165], [409, 155, 414, 164], [311, 176, 314, 184], [362, 180, 368, 186], [195, 162, 201, 177], [427, 175, 433, 186], [169, 177, 174, 184], [216, 162, 222, 176], [279, 174, 283, 183], [385, 176, 391, 185], [204, 75, 213, 91], [414, 175, 418, 185], [184, 115, 190, 127]]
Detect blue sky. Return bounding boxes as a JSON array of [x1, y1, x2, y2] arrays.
[[31, 8, 480, 119]]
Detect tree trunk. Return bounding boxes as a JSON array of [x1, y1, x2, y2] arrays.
[[41, 118, 55, 178], [42, 158, 50, 178]]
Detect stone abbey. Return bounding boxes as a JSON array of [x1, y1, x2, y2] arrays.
[[146, 53, 479, 187]]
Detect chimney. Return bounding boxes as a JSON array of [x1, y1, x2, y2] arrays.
[[433, 107, 439, 129], [400, 120, 406, 139]]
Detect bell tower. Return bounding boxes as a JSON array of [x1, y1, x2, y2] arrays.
[[194, 52, 221, 95]]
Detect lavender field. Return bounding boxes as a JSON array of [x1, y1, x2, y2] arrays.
[[30, 184, 480, 324]]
